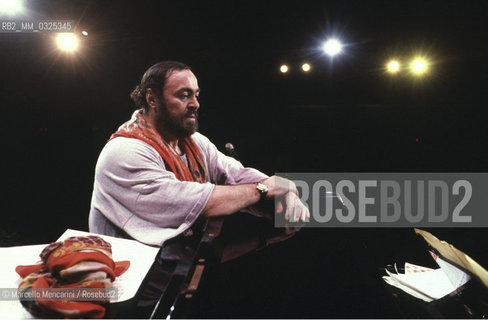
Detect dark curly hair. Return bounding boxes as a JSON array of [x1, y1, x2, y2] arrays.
[[130, 61, 191, 112]]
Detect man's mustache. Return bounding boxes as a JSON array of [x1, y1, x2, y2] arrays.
[[185, 109, 198, 118]]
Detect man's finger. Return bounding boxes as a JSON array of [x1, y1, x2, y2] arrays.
[[301, 204, 311, 222], [276, 200, 284, 214], [284, 193, 294, 222]]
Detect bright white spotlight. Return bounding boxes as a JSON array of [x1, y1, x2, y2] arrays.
[[386, 59, 401, 74], [322, 38, 343, 57], [301, 63, 311, 72], [410, 57, 429, 76], [55, 33, 79, 53], [0, 0, 24, 16], [280, 64, 289, 73], [81, 30, 88, 36]]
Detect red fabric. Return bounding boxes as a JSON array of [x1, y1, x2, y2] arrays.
[[15, 257, 129, 281], [48, 251, 116, 280], [114, 261, 130, 277], [111, 110, 207, 183], [15, 264, 44, 278], [32, 276, 107, 319], [15, 236, 130, 319]]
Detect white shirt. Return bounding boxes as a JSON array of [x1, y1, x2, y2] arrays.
[[88, 132, 268, 246]]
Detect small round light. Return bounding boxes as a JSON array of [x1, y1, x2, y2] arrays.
[[280, 64, 289, 73], [386, 60, 401, 74], [55, 33, 79, 53], [301, 63, 311, 72], [0, 0, 24, 16], [410, 57, 429, 76], [322, 38, 343, 57], [81, 30, 88, 36]]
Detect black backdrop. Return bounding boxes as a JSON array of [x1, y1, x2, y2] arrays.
[[1, 0, 487, 317]]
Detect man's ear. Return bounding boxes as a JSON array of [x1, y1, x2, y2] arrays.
[[145, 88, 158, 110]]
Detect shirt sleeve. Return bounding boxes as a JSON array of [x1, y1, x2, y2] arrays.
[[191, 133, 269, 217], [89, 137, 214, 246]]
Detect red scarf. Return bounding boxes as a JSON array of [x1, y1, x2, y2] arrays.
[[16, 236, 130, 318], [111, 110, 207, 183]]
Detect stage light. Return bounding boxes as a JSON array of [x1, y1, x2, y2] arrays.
[[301, 63, 311, 72], [55, 33, 79, 53], [280, 64, 289, 73], [81, 30, 88, 36], [0, 0, 24, 16], [386, 59, 401, 74], [322, 38, 343, 57], [410, 57, 429, 76]]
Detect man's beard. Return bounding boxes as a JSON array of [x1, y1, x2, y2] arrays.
[[156, 100, 199, 138]]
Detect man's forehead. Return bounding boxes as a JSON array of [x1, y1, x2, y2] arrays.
[[165, 69, 199, 91]]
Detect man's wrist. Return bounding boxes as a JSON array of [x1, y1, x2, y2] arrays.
[[255, 182, 269, 200]]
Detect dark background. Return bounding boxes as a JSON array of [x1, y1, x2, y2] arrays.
[[1, 0, 487, 318]]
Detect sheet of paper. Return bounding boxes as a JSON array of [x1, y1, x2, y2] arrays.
[[56, 229, 160, 302], [429, 251, 470, 289], [0, 244, 48, 319], [384, 267, 456, 301], [415, 228, 488, 288], [382, 272, 434, 302], [404, 262, 434, 274], [384, 230, 478, 303]]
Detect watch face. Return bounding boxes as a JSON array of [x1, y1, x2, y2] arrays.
[[257, 183, 268, 193]]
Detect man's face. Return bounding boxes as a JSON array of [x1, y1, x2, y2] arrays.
[[156, 69, 200, 138]]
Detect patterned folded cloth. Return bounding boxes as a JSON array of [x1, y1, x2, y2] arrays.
[[15, 236, 130, 318]]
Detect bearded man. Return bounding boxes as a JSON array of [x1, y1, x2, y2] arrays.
[[88, 61, 309, 246]]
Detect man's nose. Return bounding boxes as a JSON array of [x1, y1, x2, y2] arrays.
[[189, 96, 199, 109]]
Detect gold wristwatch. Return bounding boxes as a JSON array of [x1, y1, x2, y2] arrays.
[[256, 182, 269, 200]]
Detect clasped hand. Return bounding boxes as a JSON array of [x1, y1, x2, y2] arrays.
[[261, 176, 310, 223]]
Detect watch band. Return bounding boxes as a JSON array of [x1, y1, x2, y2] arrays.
[[256, 182, 269, 200]]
